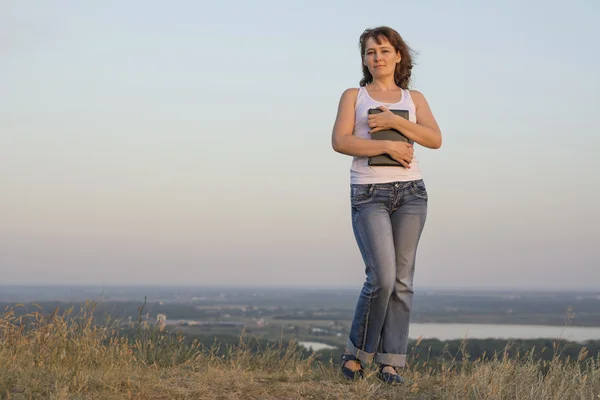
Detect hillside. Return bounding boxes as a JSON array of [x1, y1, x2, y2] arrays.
[[1, 303, 598, 399]]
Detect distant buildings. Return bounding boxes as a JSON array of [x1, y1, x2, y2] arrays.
[[148, 315, 247, 329]]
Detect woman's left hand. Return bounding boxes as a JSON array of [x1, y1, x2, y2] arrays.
[[368, 105, 399, 134]]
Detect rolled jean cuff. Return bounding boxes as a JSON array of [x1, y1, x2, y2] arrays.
[[346, 339, 374, 364], [374, 353, 407, 367]]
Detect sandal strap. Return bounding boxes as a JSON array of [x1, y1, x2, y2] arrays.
[[341, 353, 359, 362]]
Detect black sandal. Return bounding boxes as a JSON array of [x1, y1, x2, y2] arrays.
[[377, 364, 405, 384], [340, 353, 364, 380]]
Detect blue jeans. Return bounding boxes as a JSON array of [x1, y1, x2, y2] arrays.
[[346, 179, 428, 368]]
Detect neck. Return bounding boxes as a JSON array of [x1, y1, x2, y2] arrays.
[[368, 76, 398, 91]]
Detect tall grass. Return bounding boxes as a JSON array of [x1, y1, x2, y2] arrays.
[[0, 301, 598, 399]]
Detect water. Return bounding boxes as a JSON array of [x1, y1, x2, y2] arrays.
[[408, 323, 600, 343], [298, 341, 338, 351], [298, 323, 600, 351]]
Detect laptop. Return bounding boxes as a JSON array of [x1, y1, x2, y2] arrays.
[[367, 108, 413, 167]]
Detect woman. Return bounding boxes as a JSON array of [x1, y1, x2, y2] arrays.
[[331, 26, 442, 384]]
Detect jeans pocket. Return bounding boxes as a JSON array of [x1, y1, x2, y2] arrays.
[[409, 180, 428, 199], [351, 184, 377, 206]]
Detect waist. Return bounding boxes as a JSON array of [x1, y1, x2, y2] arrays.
[[350, 156, 422, 184]]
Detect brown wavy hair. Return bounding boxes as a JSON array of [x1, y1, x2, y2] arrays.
[[359, 26, 415, 89]]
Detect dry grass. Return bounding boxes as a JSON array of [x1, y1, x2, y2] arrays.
[[1, 301, 599, 399]]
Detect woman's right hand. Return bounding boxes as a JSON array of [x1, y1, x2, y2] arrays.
[[385, 141, 414, 168]]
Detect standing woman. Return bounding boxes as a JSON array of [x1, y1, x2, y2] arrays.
[[331, 26, 442, 384]]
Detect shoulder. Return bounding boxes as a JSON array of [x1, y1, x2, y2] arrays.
[[409, 89, 426, 101], [408, 90, 428, 109], [341, 87, 360, 99], [338, 87, 360, 107]]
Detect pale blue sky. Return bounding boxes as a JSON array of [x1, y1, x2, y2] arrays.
[[1, 0, 599, 289]]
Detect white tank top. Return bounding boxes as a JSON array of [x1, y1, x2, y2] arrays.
[[350, 86, 423, 184]]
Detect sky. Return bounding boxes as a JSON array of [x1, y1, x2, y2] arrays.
[[1, 0, 599, 290]]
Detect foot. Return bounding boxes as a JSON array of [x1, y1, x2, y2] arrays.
[[340, 353, 364, 380], [377, 365, 405, 384], [382, 365, 396, 374], [343, 359, 361, 371]]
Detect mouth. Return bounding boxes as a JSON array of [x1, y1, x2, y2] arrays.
[[374, 65, 385, 68]]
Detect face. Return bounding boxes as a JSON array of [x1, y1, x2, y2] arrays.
[[363, 36, 401, 78]]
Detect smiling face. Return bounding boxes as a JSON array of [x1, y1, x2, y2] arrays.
[[362, 36, 401, 80]]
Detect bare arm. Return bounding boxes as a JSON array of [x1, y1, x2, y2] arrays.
[[331, 88, 392, 157], [389, 90, 442, 149]]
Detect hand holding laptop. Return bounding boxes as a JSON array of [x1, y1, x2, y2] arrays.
[[368, 105, 400, 134], [385, 141, 413, 168]]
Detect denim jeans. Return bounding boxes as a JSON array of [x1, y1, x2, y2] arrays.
[[346, 179, 428, 368]]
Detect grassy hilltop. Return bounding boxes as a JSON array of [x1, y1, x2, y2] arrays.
[[1, 302, 599, 400]]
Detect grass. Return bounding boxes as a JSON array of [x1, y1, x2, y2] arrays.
[[0, 300, 599, 399]]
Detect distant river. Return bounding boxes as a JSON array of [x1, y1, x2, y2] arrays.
[[298, 341, 338, 351], [408, 323, 600, 343], [299, 323, 600, 351]]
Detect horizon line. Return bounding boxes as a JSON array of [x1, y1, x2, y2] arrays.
[[0, 283, 599, 293]]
